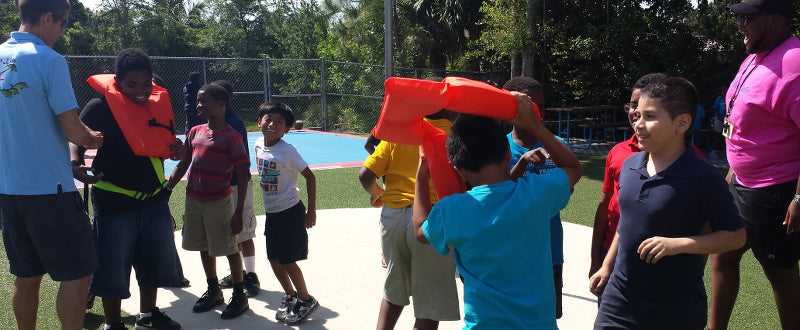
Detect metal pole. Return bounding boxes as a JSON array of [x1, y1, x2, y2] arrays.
[[384, 0, 393, 80], [320, 58, 327, 131], [268, 54, 270, 102], [202, 58, 208, 84]]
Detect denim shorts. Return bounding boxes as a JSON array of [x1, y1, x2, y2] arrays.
[[730, 176, 800, 269], [89, 193, 183, 299], [265, 201, 308, 265], [0, 192, 98, 281]]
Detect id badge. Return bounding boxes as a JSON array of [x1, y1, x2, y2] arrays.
[[722, 117, 734, 139]]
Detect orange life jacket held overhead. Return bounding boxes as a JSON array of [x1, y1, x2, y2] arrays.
[[87, 74, 176, 158], [372, 76, 541, 199]]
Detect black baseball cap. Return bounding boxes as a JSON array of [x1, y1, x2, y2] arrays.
[[727, 0, 793, 17]]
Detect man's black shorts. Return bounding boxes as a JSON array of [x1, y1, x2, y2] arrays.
[[730, 176, 800, 268], [0, 192, 98, 281]]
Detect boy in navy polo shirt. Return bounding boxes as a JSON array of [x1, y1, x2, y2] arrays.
[[589, 76, 745, 329]]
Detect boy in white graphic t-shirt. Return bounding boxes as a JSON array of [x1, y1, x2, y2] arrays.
[[254, 101, 319, 325]]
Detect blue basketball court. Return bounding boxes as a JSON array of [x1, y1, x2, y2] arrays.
[[76, 129, 369, 187]]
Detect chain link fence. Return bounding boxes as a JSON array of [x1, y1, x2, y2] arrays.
[[65, 56, 506, 134]]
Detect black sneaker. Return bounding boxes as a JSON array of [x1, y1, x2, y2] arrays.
[[243, 272, 260, 297], [135, 307, 181, 330], [218, 271, 244, 289], [192, 288, 224, 313], [285, 296, 319, 325], [105, 322, 127, 330], [220, 292, 249, 319], [275, 294, 297, 322]]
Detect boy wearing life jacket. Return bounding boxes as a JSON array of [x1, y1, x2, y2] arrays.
[[167, 83, 251, 320], [70, 48, 184, 330]]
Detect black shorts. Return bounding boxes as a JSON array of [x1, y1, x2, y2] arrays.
[[0, 192, 99, 281], [729, 176, 800, 268], [264, 201, 308, 265]]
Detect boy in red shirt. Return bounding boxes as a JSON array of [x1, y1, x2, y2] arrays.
[[168, 83, 251, 320]]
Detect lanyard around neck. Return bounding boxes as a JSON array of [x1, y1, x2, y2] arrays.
[[727, 48, 775, 117]]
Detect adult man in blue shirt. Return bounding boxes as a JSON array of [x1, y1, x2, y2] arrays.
[[0, 0, 103, 329]]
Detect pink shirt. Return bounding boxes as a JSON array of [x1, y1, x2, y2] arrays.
[[726, 36, 800, 188]]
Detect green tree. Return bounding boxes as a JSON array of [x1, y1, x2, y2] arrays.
[[0, 0, 20, 37], [56, 0, 96, 55]]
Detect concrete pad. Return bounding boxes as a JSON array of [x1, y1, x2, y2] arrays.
[[120, 208, 597, 329]]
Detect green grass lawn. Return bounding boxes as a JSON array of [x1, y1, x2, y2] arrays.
[[0, 156, 781, 329]]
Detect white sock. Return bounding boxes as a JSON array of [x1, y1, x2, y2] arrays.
[[243, 256, 256, 274], [138, 312, 152, 319], [103, 324, 116, 330]]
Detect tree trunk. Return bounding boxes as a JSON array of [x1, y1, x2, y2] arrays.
[[510, 52, 521, 78], [524, 0, 540, 77], [522, 52, 533, 77]]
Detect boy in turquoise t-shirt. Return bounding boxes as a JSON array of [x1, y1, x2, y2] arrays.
[[413, 92, 583, 329], [504, 76, 567, 319]]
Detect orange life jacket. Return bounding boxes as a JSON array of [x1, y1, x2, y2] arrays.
[[373, 77, 540, 199], [87, 74, 176, 158]]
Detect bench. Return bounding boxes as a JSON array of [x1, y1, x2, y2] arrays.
[[577, 122, 630, 145]]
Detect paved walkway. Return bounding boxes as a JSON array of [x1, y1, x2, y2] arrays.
[[120, 208, 599, 329]]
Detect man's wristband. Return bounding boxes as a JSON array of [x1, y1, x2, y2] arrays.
[[793, 194, 800, 206], [70, 160, 81, 167]]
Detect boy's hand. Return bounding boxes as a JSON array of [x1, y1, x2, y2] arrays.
[[638, 236, 681, 263], [71, 163, 104, 184], [521, 148, 549, 167], [230, 209, 243, 235], [304, 211, 317, 229], [369, 186, 384, 208], [167, 138, 186, 161], [508, 91, 541, 129], [589, 266, 611, 297], [589, 260, 602, 279]]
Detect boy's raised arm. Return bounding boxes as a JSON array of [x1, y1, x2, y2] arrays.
[[507, 92, 583, 191], [412, 158, 433, 244]]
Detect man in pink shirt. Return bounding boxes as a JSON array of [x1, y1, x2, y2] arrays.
[[710, 1, 800, 329]]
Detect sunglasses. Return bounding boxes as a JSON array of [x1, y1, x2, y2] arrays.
[[734, 13, 759, 26]]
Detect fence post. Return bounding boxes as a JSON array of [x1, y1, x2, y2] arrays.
[[202, 58, 208, 84], [320, 58, 327, 132], [262, 54, 270, 102]]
